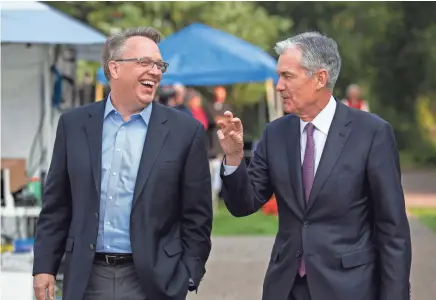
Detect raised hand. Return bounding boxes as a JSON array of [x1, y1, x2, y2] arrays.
[[217, 111, 244, 165]]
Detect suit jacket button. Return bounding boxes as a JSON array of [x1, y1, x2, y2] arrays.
[[296, 250, 301, 258], [89, 244, 95, 250], [94, 213, 98, 218], [303, 221, 309, 228]]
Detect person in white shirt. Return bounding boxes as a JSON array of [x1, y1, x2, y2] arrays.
[[342, 83, 370, 112]]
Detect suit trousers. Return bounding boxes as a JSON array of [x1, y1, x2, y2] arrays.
[[83, 261, 147, 300], [289, 275, 311, 300]]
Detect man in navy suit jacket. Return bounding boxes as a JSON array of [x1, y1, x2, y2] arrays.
[[33, 27, 212, 300], [216, 32, 411, 300]]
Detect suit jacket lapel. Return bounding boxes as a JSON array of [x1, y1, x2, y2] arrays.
[[286, 116, 306, 212], [132, 103, 169, 208], [85, 99, 106, 198], [306, 101, 352, 213]]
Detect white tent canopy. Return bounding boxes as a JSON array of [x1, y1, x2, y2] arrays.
[[1, 1, 106, 174], [1, 1, 105, 60]]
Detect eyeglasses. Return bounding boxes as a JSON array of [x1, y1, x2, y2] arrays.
[[114, 57, 169, 73]]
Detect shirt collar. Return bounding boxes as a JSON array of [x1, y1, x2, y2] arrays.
[[300, 96, 337, 136], [104, 93, 153, 125]]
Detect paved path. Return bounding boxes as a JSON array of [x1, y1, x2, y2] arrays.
[[409, 217, 436, 300], [188, 170, 436, 300], [403, 170, 436, 208]]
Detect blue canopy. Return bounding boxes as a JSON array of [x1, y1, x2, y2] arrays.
[[96, 67, 107, 84], [0, 1, 106, 45], [160, 23, 278, 86], [96, 23, 278, 86]]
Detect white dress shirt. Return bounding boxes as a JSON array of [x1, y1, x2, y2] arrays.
[[224, 96, 337, 176]]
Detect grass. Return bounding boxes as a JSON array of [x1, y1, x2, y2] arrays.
[[408, 207, 436, 232], [212, 201, 278, 236]]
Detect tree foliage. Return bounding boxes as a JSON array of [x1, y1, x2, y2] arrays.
[[46, 1, 436, 164]]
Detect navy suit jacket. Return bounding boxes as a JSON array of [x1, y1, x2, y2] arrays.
[[33, 99, 213, 300], [221, 101, 412, 300]]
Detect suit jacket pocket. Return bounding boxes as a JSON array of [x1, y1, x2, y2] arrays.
[[341, 247, 376, 269], [182, 256, 205, 286], [164, 239, 205, 284], [164, 238, 183, 257]]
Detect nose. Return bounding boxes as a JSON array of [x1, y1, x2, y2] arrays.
[[276, 77, 285, 92]]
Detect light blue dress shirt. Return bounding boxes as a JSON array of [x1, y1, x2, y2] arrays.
[[96, 95, 152, 253]]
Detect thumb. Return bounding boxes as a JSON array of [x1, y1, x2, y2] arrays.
[[217, 129, 225, 140]]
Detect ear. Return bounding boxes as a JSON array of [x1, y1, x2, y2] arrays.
[[315, 69, 329, 90], [108, 61, 120, 80]]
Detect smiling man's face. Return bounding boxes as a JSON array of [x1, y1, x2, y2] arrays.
[[109, 36, 163, 107]]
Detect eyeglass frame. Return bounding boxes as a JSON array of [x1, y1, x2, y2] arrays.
[[113, 57, 169, 73]]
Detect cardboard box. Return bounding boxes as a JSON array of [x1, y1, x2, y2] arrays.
[[1, 158, 27, 193]]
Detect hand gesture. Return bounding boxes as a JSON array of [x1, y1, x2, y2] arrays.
[[34, 273, 55, 300], [217, 111, 244, 165]]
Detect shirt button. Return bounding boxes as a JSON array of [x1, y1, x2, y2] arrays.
[[89, 244, 95, 250], [116, 148, 121, 152], [108, 196, 113, 200], [106, 221, 111, 225], [296, 250, 302, 258], [121, 127, 125, 130], [303, 221, 309, 228], [106, 245, 111, 249], [112, 172, 116, 176]]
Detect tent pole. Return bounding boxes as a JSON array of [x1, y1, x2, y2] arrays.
[[95, 82, 104, 101], [264, 78, 276, 122], [275, 89, 283, 118], [43, 45, 53, 173]]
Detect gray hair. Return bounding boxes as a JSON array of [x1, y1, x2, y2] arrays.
[[101, 27, 162, 81], [274, 31, 341, 90]]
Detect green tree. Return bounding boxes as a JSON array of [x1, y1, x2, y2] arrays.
[[259, 1, 393, 98], [369, 2, 436, 164]]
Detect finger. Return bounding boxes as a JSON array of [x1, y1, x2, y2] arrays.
[[217, 129, 225, 140], [34, 287, 46, 300], [217, 120, 233, 135], [224, 111, 233, 120], [231, 118, 242, 130], [229, 131, 239, 140], [48, 280, 55, 300], [216, 120, 226, 129]]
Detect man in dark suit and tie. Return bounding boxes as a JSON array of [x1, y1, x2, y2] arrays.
[[217, 32, 411, 300], [32, 27, 213, 300]]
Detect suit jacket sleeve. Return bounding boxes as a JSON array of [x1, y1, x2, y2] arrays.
[[367, 121, 412, 300], [33, 115, 72, 276], [220, 127, 274, 217], [181, 124, 213, 290]]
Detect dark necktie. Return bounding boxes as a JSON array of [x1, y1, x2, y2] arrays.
[[299, 122, 315, 277]]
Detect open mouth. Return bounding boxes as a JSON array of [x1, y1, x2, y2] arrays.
[[140, 80, 156, 89]]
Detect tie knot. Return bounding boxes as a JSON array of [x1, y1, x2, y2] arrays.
[[305, 123, 315, 137]]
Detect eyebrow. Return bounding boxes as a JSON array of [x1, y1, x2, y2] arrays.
[[142, 56, 164, 62], [276, 70, 294, 76]]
